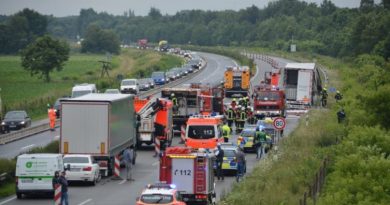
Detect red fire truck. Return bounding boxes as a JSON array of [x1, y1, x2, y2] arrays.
[[160, 147, 216, 205], [253, 85, 286, 119]]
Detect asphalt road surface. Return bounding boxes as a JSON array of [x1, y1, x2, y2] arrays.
[[0, 53, 301, 205]]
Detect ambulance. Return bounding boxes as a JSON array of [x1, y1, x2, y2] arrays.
[[185, 115, 224, 149]]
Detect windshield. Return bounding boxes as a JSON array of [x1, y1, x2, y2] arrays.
[[188, 125, 215, 139], [141, 194, 173, 204], [152, 72, 164, 78], [256, 92, 280, 101], [5, 112, 25, 119], [122, 80, 136, 86], [223, 149, 236, 158], [241, 130, 255, 138], [63, 157, 89, 164], [72, 90, 92, 98]]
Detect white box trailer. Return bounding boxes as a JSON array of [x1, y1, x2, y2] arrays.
[[281, 63, 321, 110], [60, 94, 136, 176]]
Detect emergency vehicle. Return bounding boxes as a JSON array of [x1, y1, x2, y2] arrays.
[[224, 66, 251, 97], [136, 182, 186, 205], [253, 85, 286, 119], [134, 97, 173, 148], [236, 125, 257, 152], [218, 143, 246, 174], [159, 147, 216, 205], [185, 115, 224, 149]]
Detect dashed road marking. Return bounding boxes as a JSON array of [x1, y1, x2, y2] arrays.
[[118, 179, 126, 185], [20, 144, 35, 150], [152, 161, 159, 166], [78, 198, 92, 205]]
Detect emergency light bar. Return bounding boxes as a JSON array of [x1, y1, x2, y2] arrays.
[[169, 155, 197, 159]]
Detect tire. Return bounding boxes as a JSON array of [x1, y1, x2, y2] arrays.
[[16, 192, 22, 199]]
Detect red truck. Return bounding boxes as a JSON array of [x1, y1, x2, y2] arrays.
[[137, 39, 148, 49], [159, 147, 216, 205], [253, 85, 286, 119]]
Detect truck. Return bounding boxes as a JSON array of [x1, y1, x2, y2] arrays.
[[161, 84, 224, 131], [160, 147, 216, 205], [134, 97, 173, 148], [137, 38, 148, 49], [252, 86, 286, 119], [279, 63, 321, 111], [224, 66, 251, 97], [60, 94, 136, 177], [159, 40, 169, 52]]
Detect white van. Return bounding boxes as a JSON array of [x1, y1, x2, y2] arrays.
[[120, 79, 139, 94], [71, 83, 97, 98], [15, 154, 64, 199]]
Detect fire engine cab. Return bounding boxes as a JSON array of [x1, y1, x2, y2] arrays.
[[160, 147, 216, 205]]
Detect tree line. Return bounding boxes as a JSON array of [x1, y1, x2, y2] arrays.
[[0, 0, 389, 60]]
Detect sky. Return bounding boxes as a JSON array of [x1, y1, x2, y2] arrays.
[[0, 0, 381, 17]]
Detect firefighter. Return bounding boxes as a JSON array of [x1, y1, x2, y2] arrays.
[[321, 88, 328, 107], [170, 93, 178, 113], [255, 127, 267, 159], [47, 104, 56, 131], [337, 108, 346, 123], [222, 123, 231, 143], [231, 98, 237, 109], [226, 106, 235, 130], [335, 90, 343, 102], [246, 106, 255, 124], [236, 107, 247, 133]]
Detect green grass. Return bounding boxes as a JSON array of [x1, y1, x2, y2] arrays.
[[0, 182, 15, 198], [0, 49, 183, 119]]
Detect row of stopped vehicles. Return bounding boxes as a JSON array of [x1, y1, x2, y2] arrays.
[[253, 62, 323, 118]]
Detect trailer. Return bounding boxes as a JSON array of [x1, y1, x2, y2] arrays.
[[160, 147, 216, 205], [60, 94, 136, 177], [224, 66, 250, 97]]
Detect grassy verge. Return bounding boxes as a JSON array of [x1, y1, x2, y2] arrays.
[[0, 141, 59, 198], [0, 49, 183, 119]]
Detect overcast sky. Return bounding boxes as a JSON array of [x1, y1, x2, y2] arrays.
[[0, 0, 380, 17]]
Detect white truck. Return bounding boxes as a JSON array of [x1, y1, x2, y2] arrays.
[[280, 63, 321, 111], [71, 83, 97, 98], [60, 94, 137, 177], [15, 154, 64, 199]]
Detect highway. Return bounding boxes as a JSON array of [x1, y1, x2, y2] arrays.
[[0, 52, 301, 205]]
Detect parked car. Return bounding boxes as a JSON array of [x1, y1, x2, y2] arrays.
[[1, 111, 31, 130], [105, 89, 121, 94], [120, 79, 139, 94], [63, 154, 100, 186], [138, 78, 151, 91], [54, 97, 70, 118]]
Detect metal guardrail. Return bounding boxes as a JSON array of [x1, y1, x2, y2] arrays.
[[0, 59, 207, 145], [0, 172, 7, 185]]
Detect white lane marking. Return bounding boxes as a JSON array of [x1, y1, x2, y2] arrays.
[[0, 196, 16, 205], [118, 179, 126, 185], [20, 144, 35, 150], [78, 198, 92, 205], [152, 161, 159, 166]]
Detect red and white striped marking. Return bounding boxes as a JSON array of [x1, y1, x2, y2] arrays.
[[180, 125, 186, 143], [54, 184, 61, 205], [114, 155, 120, 177], [155, 137, 160, 156]]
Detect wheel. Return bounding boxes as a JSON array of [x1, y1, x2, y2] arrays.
[[16, 192, 22, 199]]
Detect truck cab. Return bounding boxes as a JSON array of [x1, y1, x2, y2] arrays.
[[185, 115, 224, 149], [253, 87, 286, 118]]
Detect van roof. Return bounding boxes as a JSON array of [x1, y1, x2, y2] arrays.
[[62, 93, 133, 102], [187, 117, 221, 125], [72, 84, 96, 91], [18, 154, 62, 159]]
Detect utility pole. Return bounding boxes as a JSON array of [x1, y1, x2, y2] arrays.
[[0, 88, 2, 120]]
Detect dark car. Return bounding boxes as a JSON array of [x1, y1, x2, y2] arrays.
[[0, 117, 10, 134], [138, 78, 151, 91], [1, 111, 31, 130], [54, 97, 70, 118]]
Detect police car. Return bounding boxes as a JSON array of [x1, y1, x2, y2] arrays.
[[136, 183, 186, 205], [218, 143, 246, 175], [237, 125, 257, 152]]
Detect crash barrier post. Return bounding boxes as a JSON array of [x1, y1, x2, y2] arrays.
[[54, 184, 62, 205], [155, 137, 160, 156], [180, 125, 186, 144], [299, 157, 329, 205]]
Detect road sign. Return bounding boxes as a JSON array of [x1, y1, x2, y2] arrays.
[[329, 87, 336, 93], [273, 117, 286, 130]]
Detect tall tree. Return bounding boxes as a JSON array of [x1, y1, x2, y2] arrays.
[[81, 25, 120, 54], [360, 0, 375, 12], [21, 35, 70, 82], [148, 7, 162, 20]]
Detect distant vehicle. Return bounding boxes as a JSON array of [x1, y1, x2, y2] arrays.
[[1, 110, 31, 130], [188, 59, 201, 69], [136, 183, 186, 205], [170, 67, 183, 79], [138, 79, 151, 91], [120, 79, 139, 94], [15, 154, 64, 199], [63, 154, 100, 186], [224, 66, 250, 97], [54, 97, 70, 118], [72, 83, 97, 98], [104, 89, 121, 94], [151, 71, 167, 85], [158, 40, 169, 52], [166, 71, 177, 81], [145, 78, 155, 88], [183, 64, 194, 73], [137, 38, 148, 49]]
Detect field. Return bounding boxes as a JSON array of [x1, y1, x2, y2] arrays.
[[0, 49, 183, 119]]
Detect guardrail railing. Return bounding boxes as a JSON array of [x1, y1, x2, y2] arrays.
[[0, 59, 207, 145]]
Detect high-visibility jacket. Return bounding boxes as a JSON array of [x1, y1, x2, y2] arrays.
[[171, 97, 178, 106], [227, 109, 234, 120], [48, 108, 56, 119], [222, 125, 231, 138], [255, 131, 267, 142], [240, 111, 246, 121]]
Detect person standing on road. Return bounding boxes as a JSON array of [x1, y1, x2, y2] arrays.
[[170, 93, 178, 113], [235, 146, 246, 181], [222, 123, 231, 143], [226, 106, 235, 130], [255, 127, 267, 159], [52, 171, 60, 189], [215, 144, 224, 181], [47, 104, 56, 131], [123, 146, 135, 181], [59, 171, 69, 205]]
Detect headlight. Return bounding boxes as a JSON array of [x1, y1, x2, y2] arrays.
[[161, 79, 165, 81], [1, 122, 5, 125], [20, 121, 25, 124]]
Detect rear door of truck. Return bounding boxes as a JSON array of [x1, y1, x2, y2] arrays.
[[296, 70, 312, 103], [171, 157, 194, 194]]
